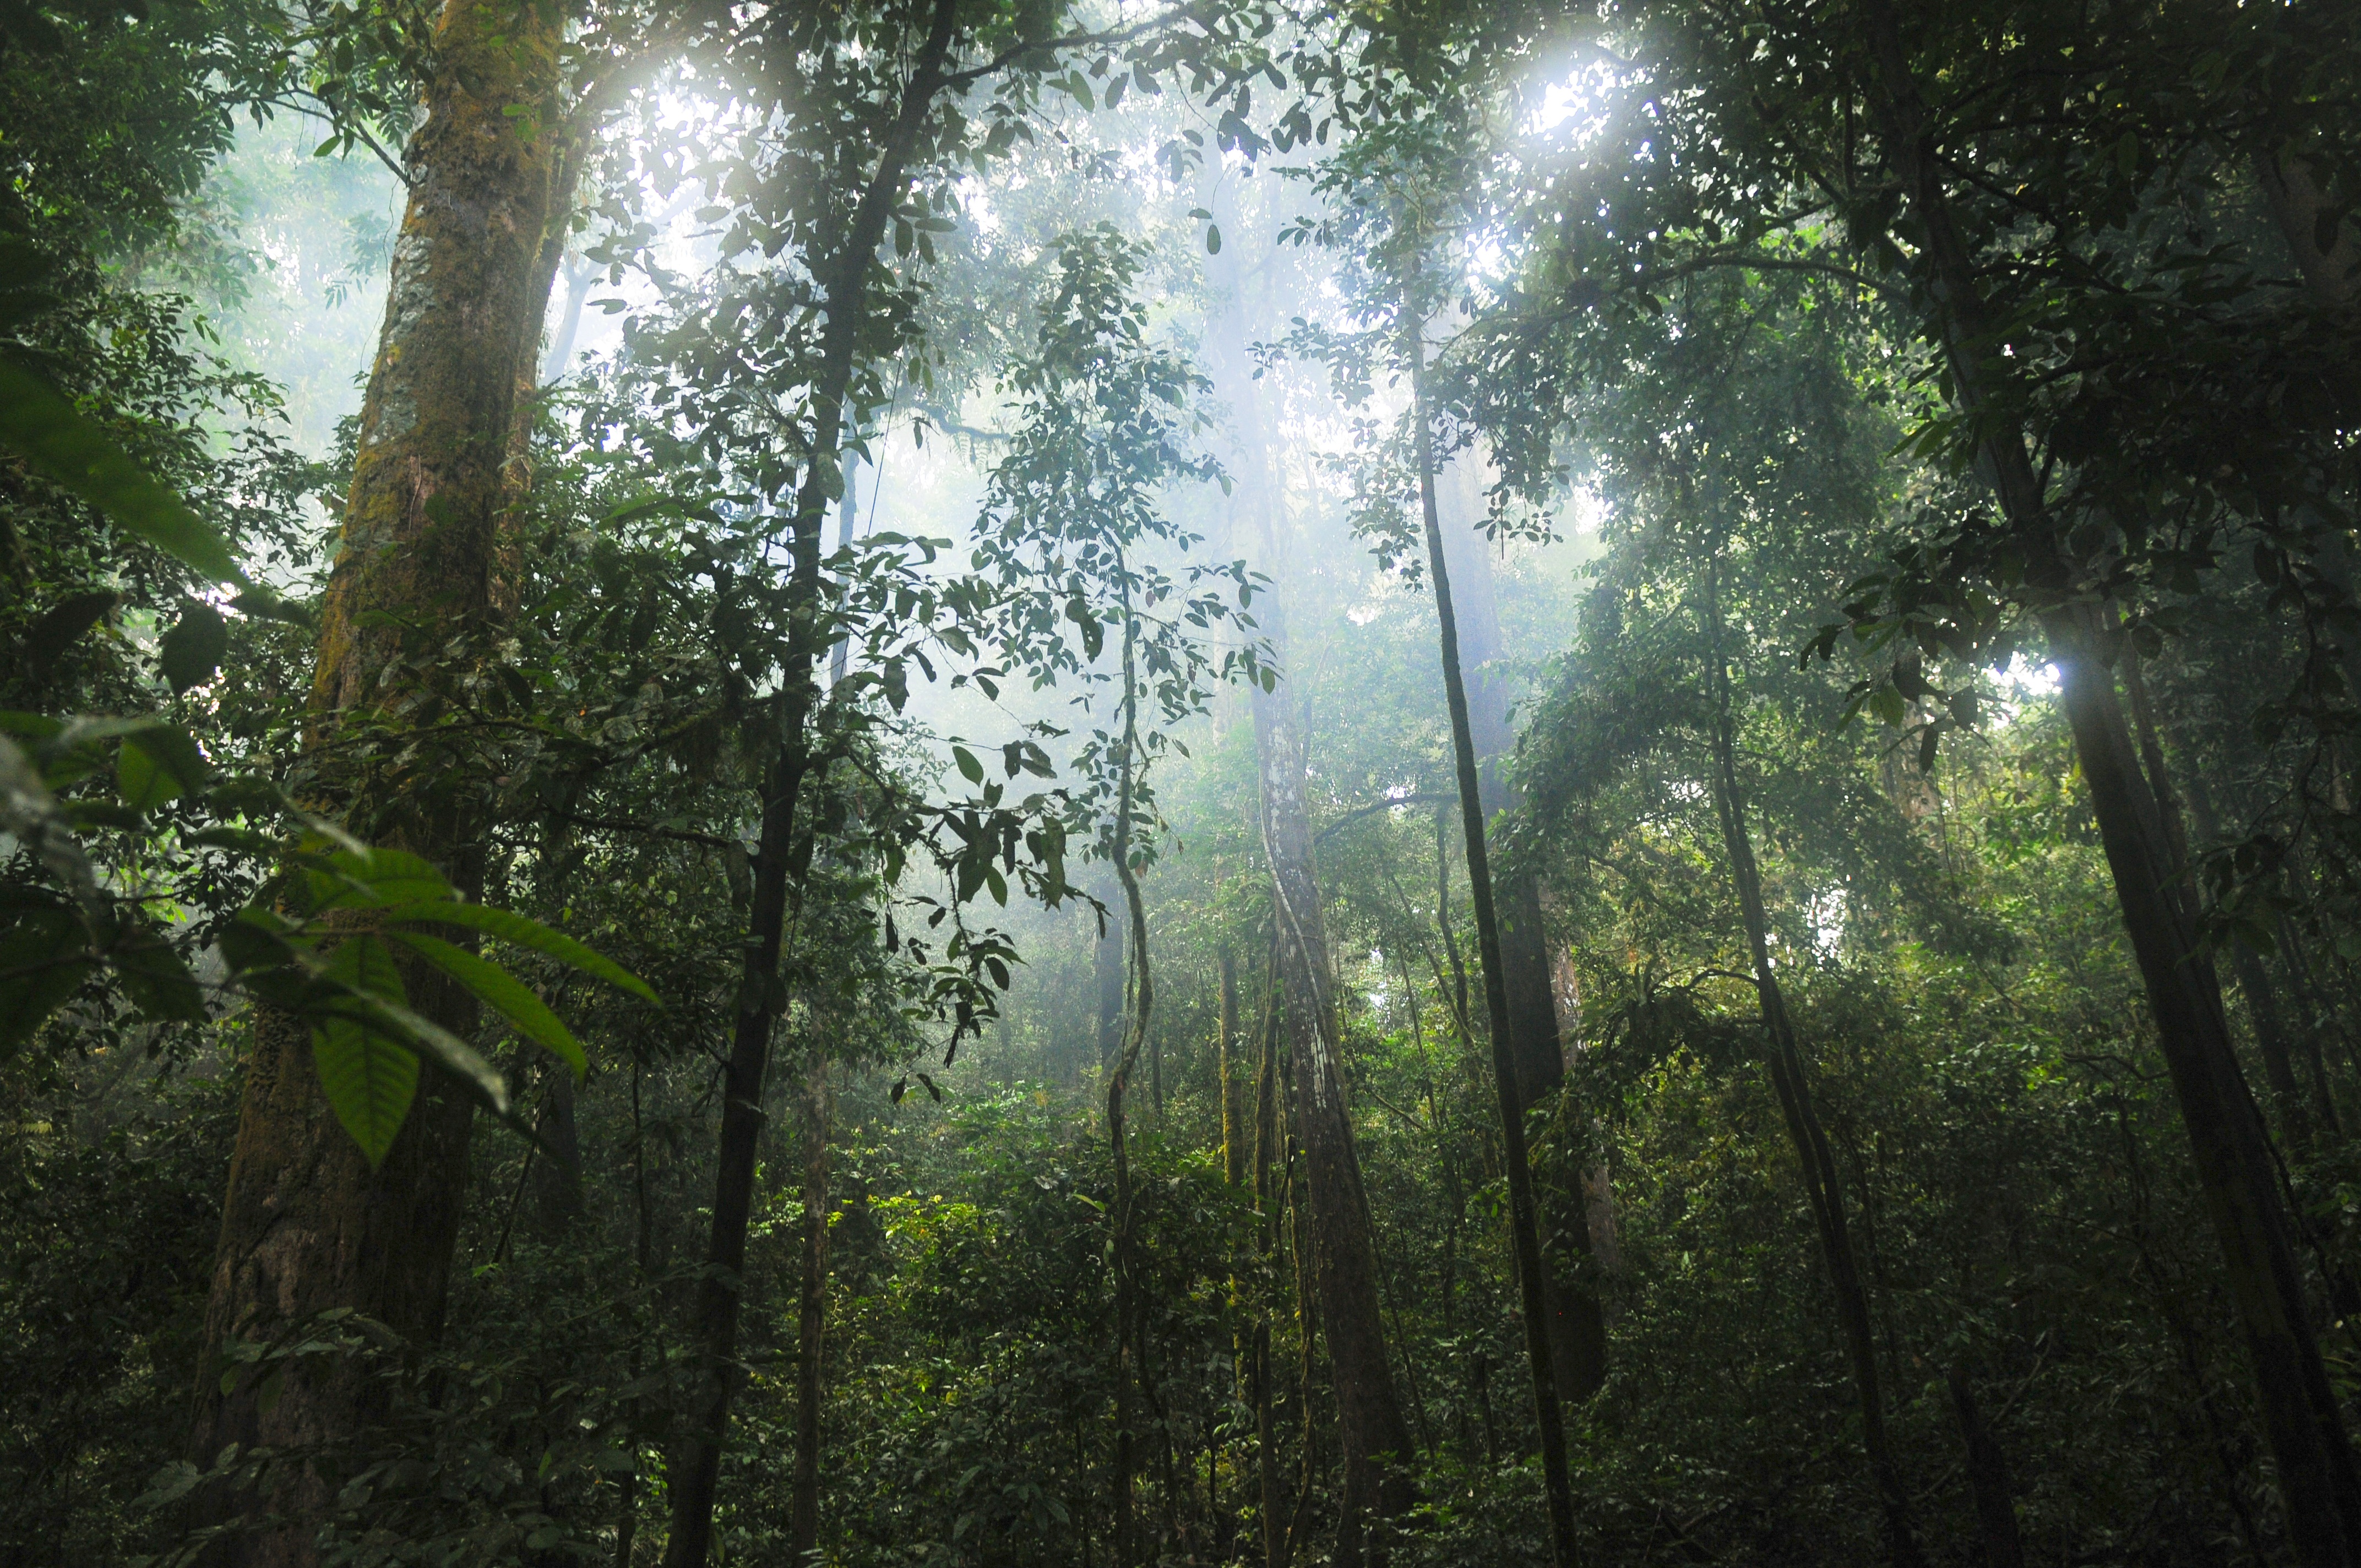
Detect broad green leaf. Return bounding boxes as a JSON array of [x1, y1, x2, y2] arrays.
[[114, 922, 205, 1023], [27, 589, 115, 664], [953, 744, 984, 785], [312, 935, 417, 1166], [343, 989, 509, 1118], [376, 900, 659, 1005], [159, 600, 229, 694], [384, 930, 586, 1077], [0, 358, 251, 589], [313, 1014, 420, 1168], [0, 905, 92, 1057], [0, 712, 63, 739], [305, 846, 454, 913], [95, 722, 208, 811], [271, 922, 512, 1134], [118, 738, 182, 812]]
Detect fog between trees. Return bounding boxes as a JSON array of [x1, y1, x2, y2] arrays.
[[4, 3, 2359, 1566]]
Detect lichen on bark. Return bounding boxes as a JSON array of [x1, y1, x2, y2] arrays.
[[189, 5, 574, 1563]]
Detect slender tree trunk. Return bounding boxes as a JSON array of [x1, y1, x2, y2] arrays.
[[1433, 454, 1608, 1401], [1253, 955, 1286, 1568], [2283, 921, 2347, 1140], [1862, 10, 2361, 1561], [1408, 326, 1580, 1568], [1945, 1368, 2025, 1568], [1108, 602, 1154, 1568], [1222, 943, 1244, 1185], [789, 1051, 831, 1562], [190, 7, 568, 1562], [1701, 549, 1921, 1567], [2184, 752, 2329, 1143], [2255, 147, 2359, 312], [1252, 649, 1413, 1566], [664, 6, 962, 1560], [1096, 872, 1127, 1075], [1215, 937, 1244, 1551], [542, 259, 594, 384], [527, 1065, 585, 1234], [1222, 266, 1412, 1565]]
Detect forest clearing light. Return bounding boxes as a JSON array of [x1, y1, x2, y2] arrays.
[[1527, 58, 1616, 140], [1996, 651, 2061, 703], [23, 12, 2338, 1563]]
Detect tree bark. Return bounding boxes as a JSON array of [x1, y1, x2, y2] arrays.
[[1945, 1367, 2025, 1568], [1218, 237, 1412, 1566], [1222, 942, 1244, 1188], [789, 1052, 831, 1562], [1432, 467, 1608, 1401], [1410, 330, 1580, 1568], [1251, 595, 1414, 1568], [1108, 602, 1154, 1568], [663, 4, 963, 1560], [1701, 549, 1921, 1567], [1252, 954, 1286, 1568], [1860, 9, 2361, 1562], [190, 7, 569, 1562]]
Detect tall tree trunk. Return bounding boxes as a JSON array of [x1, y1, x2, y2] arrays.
[[191, 7, 568, 1562], [664, 4, 962, 1560], [1222, 943, 1244, 1186], [1223, 249, 1411, 1567], [1409, 333, 1580, 1568], [1252, 641, 1413, 1567], [1108, 601, 1154, 1568], [1096, 871, 1127, 1075], [1432, 462, 1608, 1401], [1253, 953, 1286, 1568], [1945, 1368, 2025, 1568], [1215, 937, 1244, 1553], [2184, 744, 2330, 1144], [1862, 9, 2361, 1562], [1701, 549, 1921, 1567], [789, 1051, 831, 1563]]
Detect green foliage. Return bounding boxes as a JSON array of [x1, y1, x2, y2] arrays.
[[10, 3, 2361, 1566]]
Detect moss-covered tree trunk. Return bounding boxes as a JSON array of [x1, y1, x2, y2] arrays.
[[189, 7, 569, 1564]]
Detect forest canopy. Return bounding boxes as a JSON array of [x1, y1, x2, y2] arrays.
[[2, 1, 2359, 1566]]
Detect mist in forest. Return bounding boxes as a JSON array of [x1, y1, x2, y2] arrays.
[[4, 4, 2358, 1568]]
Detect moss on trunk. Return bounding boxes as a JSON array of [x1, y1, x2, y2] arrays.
[[190, 6, 570, 1562]]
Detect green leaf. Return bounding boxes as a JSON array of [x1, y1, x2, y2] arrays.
[[0, 904, 92, 1057], [376, 900, 659, 1005], [0, 712, 64, 740], [1205, 223, 1222, 255], [114, 922, 205, 1023], [312, 936, 418, 1166], [159, 600, 229, 694], [384, 930, 586, 1077], [313, 1015, 420, 1167], [304, 845, 454, 912], [953, 744, 984, 785], [27, 589, 116, 665], [117, 737, 184, 813], [0, 358, 251, 589]]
